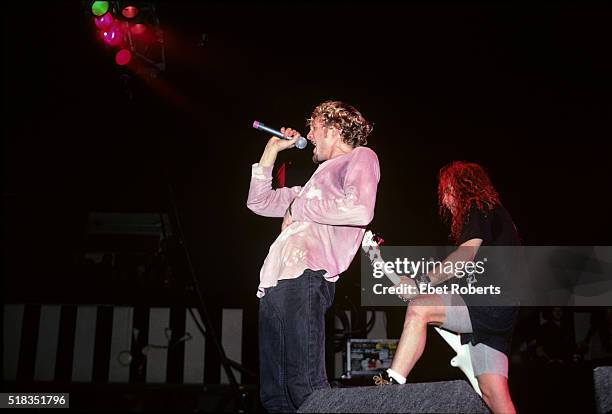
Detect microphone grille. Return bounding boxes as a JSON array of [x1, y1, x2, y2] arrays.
[[296, 137, 308, 149]]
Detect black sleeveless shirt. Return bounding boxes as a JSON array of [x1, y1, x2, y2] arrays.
[[457, 203, 521, 356]]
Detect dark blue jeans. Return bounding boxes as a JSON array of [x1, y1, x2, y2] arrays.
[[258, 269, 335, 413]]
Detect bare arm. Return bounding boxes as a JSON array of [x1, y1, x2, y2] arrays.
[[389, 238, 483, 302], [428, 238, 483, 286]]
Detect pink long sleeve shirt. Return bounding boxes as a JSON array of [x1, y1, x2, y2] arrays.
[[247, 146, 380, 298]]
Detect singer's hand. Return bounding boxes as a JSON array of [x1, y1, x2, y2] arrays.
[[260, 127, 303, 167], [266, 127, 302, 151]]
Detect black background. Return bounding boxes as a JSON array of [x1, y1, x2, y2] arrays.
[[5, 4, 611, 303]]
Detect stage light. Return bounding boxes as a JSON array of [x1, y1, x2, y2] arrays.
[[130, 23, 147, 35], [94, 12, 114, 30], [86, 1, 165, 75], [115, 49, 132, 65], [122, 5, 139, 19], [91, 1, 109, 17], [102, 26, 122, 46]]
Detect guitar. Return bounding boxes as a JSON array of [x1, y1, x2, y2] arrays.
[[360, 231, 483, 396], [361, 230, 402, 290]]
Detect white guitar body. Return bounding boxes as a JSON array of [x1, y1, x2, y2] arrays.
[[434, 327, 482, 396], [361, 230, 483, 397]]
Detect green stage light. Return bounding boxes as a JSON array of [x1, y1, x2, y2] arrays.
[[91, 1, 109, 17]]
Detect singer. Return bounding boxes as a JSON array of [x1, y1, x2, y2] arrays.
[[247, 101, 379, 413]]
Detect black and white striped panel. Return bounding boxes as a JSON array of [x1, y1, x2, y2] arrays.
[[72, 306, 97, 382], [3, 304, 25, 381], [108, 306, 134, 383], [3, 304, 243, 385], [220, 308, 243, 385], [184, 308, 205, 384], [145, 307, 169, 383], [33, 305, 62, 381]]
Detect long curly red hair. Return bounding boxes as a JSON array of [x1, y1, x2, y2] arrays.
[[438, 161, 500, 243]]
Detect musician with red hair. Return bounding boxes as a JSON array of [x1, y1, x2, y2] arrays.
[[374, 161, 520, 414]]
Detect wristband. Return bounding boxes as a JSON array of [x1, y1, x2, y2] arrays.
[[413, 273, 431, 290]]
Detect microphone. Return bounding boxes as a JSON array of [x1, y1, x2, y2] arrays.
[[252, 121, 308, 150]]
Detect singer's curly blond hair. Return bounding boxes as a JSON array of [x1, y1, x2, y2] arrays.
[[307, 101, 373, 147]]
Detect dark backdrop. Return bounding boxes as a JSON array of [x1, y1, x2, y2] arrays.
[[4, 3, 611, 342]]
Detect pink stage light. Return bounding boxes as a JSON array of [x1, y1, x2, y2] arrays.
[[94, 13, 114, 30], [102, 25, 122, 46]]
